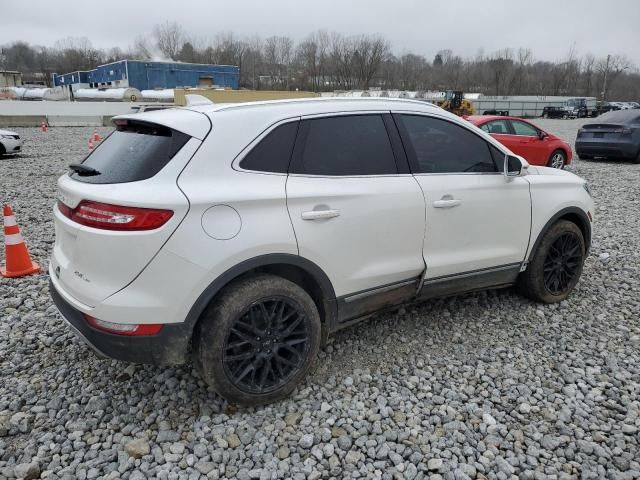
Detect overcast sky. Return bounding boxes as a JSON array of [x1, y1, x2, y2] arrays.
[[3, 0, 639, 65]]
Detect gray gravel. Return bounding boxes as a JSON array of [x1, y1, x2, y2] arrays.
[[1, 120, 639, 479]]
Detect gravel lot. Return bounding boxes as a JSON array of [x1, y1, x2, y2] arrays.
[[1, 120, 639, 480]]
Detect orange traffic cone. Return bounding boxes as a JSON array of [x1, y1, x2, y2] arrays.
[[88, 137, 94, 151], [93, 128, 101, 142], [41, 120, 48, 132], [1, 204, 40, 278]]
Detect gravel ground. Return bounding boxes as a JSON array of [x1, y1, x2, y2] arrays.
[[1, 120, 639, 480]]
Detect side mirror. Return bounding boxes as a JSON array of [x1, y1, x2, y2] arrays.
[[537, 130, 547, 140], [504, 154, 527, 177]]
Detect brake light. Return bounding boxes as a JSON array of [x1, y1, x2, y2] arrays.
[[84, 314, 163, 336], [58, 200, 172, 231]]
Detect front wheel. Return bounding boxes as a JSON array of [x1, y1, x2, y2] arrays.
[[548, 150, 566, 169], [518, 220, 585, 303], [195, 274, 321, 406]]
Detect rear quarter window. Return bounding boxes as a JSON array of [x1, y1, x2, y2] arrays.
[[70, 120, 190, 184], [239, 121, 299, 173]]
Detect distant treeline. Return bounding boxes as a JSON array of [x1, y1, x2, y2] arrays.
[[1, 21, 638, 100]]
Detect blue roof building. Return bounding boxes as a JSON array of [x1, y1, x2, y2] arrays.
[[53, 60, 240, 91]]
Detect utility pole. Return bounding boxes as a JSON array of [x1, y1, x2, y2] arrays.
[[601, 54, 611, 102]]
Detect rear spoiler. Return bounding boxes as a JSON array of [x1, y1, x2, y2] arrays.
[[113, 108, 211, 141]]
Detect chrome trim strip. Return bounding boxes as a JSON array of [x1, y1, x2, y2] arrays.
[[343, 279, 417, 303], [423, 263, 522, 284]]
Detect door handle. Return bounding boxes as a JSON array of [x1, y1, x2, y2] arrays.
[[301, 209, 340, 220], [433, 199, 461, 208]]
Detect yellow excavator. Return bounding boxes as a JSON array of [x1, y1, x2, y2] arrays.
[[437, 90, 475, 116]]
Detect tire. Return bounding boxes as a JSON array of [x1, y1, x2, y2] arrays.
[[195, 274, 321, 406], [518, 220, 585, 304], [548, 149, 566, 169], [0, 143, 5, 156], [632, 150, 640, 164]]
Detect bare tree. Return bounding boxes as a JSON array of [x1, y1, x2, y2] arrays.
[[597, 54, 633, 99], [153, 21, 185, 60], [351, 35, 389, 89], [487, 49, 514, 96], [3, 31, 639, 99], [582, 53, 596, 96]]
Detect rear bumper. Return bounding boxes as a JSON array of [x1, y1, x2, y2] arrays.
[[575, 140, 638, 158], [50, 278, 192, 366]]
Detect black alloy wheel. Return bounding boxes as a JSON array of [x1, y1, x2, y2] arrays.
[[223, 297, 310, 394], [517, 220, 585, 303], [542, 232, 582, 295], [195, 274, 321, 406]]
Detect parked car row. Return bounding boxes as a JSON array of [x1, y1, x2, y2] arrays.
[[539, 100, 639, 120], [473, 109, 640, 165], [467, 115, 572, 169]]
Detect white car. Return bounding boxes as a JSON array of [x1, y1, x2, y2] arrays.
[[0, 129, 23, 155], [50, 98, 594, 405]]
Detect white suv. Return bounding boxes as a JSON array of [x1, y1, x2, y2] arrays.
[[50, 98, 594, 405]]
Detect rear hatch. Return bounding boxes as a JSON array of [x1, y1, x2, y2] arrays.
[[579, 110, 639, 140], [579, 123, 631, 140], [51, 109, 210, 307]]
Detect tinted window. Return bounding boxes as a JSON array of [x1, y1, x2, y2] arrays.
[[482, 120, 510, 134], [489, 144, 506, 169], [594, 109, 639, 123], [511, 120, 538, 136], [399, 115, 498, 173], [291, 115, 397, 176], [239, 122, 298, 173], [71, 121, 190, 184]]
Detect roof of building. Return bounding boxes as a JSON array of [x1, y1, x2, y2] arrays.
[[94, 59, 239, 69]]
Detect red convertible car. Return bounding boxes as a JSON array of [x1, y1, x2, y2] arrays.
[[467, 116, 572, 169]]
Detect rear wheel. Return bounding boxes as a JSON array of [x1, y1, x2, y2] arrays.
[[0, 143, 5, 156], [195, 275, 321, 406], [632, 150, 640, 164], [518, 220, 585, 303], [548, 150, 566, 169]]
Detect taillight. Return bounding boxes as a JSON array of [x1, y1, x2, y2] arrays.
[[57, 200, 172, 231], [84, 314, 163, 336]]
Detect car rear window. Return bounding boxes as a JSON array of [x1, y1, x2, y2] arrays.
[[70, 120, 190, 184], [591, 110, 638, 124]]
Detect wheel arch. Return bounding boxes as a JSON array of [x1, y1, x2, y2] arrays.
[[528, 207, 592, 263], [185, 254, 337, 343]]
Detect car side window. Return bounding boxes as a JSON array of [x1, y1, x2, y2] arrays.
[[239, 121, 299, 173], [483, 120, 510, 135], [510, 120, 538, 137], [398, 114, 498, 174], [290, 115, 397, 176]]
